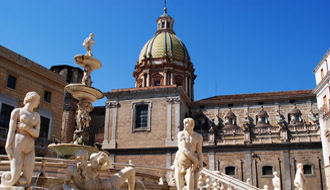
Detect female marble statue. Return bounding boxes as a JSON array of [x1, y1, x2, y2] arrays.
[[294, 163, 305, 190], [1, 92, 40, 187], [272, 171, 281, 190]]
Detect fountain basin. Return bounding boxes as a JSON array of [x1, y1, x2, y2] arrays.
[[65, 84, 103, 102], [48, 143, 99, 158], [74, 55, 102, 71]]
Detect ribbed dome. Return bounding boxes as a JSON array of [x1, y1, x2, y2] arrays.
[[138, 31, 190, 63]]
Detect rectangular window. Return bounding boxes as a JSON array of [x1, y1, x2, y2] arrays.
[[0, 103, 15, 128], [262, 166, 274, 177], [225, 166, 236, 176], [228, 118, 233, 125], [154, 81, 160, 86], [132, 102, 151, 132], [321, 68, 324, 79], [136, 105, 148, 128], [303, 165, 312, 175], [40, 116, 50, 138], [7, 75, 16, 89], [324, 95, 328, 114], [44, 90, 51, 103]]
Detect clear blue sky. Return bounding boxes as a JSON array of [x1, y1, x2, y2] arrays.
[[1, 1, 329, 106]]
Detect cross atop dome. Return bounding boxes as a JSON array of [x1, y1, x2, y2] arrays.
[[156, 2, 175, 34]]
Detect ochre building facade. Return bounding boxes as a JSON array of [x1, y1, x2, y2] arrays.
[[98, 8, 326, 190]]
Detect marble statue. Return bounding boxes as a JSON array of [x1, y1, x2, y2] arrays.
[[64, 150, 136, 190], [74, 100, 93, 144], [83, 33, 95, 56], [294, 163, 305, 190], [0, 92, 40, 187], [263, 185, 269, 190], [168, 165, 176, 186], [64, 150, 88, 190], [276, 110, 287, 129], [272, 171, 281, 190], [174, 117, 203, 190], [308, 109, 318, 124], [82, 65, 92, 86], [246, 178, 251, 185], [243, 113, 251, 131]]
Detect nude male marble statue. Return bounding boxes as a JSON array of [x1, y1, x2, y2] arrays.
[[174, 117, 203, 190], [83, 33, 95, 56], [1, 92, 40, 187]]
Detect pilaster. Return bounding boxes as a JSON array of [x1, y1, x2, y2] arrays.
[[209, 150, 215, 171], [102, 101, 119, 149], [283, 149, 292, 190], [245, 149, 252, 183], [166, 97, 180, 146]]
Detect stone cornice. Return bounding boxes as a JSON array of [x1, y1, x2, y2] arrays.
[[0, 45, 67, 87], [106, 101, 120, 108], [313, 48, 330, 73], [313, 71, 330, 95]]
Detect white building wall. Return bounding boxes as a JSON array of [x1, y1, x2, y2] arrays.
[[314, 49, 330, 188]]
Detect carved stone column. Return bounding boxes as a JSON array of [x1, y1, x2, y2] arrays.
[[164, 71, 167, 85], [170, 73, 173, 85], [185, 75, 188, 93], [147, 73, 150, 87]]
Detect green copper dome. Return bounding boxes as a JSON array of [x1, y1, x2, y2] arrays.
[[138, 31, 190, 63]]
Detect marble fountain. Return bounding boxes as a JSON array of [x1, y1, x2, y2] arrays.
[[0, 34, 264, 190]]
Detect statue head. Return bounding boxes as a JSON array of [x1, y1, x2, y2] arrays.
[[90, 151, 111, 170], [273, 171, 278, 177], [89, 33, 95, 38], [183, 118, 195, 134], [75, 150, 88, 170], [297, 163, 303, 168], [24, 91, 40, 108]]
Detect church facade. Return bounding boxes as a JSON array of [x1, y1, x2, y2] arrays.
[[99, 8, 326, 190]]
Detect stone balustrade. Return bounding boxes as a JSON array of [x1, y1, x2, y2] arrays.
[[199, 168, 261, 190]]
